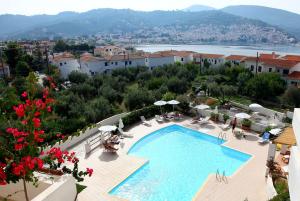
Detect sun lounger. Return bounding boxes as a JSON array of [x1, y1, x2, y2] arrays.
[[103, 141, 118, 153], [155, 115, 164, 122], [198, 116, 210, 125], [118, 128, 133, 138], [140, 116, 151, 126], [258, 132, 270, 144], [220, 120, 231, 131]]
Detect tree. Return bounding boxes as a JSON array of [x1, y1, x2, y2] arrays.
[[282, 86, 300, 107], [237, 72, 252, 94], [4, 43, 23, 75], [209, 83, 237, 104], [125, 88, 154, 110], [16, 61, 31, 76], [0, 73, 93, 201], [246, 73, 286, 100], [53, 40, 69, 52], [68, 71, 89, 84], [167, 77, 189, 94]]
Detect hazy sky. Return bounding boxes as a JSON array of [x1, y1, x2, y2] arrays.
[[1, 0, 300, 15]]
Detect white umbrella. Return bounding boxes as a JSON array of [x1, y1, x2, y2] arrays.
[[98, 125, 117, 132], [167, 100, 180, 111], [249, 103, 263, 109], [194, 104, 210, 110], [118, 119, 124, 129], [154, 100, 167, 114], [269, 128, 282, 136], [235, 113, 251, 119]]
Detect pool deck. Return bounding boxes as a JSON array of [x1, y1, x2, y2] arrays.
[[72, 117, 269, 201]]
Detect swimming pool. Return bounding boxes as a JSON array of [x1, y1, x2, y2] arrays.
[[110, 125, 251, 201]]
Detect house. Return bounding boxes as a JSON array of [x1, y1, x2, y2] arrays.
[[94, 45, 125, 57], [193, 53, 225, 67], [49, 52, 81, 79], [147, 50, 193, 70], [225, 55, 247, 67], [0, 62, 10, 78], [287, 72, 300, 86], [289, 109, 300, 201], [281, 55, 300, 62]]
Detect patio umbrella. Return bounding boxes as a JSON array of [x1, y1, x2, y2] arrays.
[[118, 119, 124, 129], [235, 113, 251, 119], [98, 125, 117, 133], [154, 100, 167, 114], [167, 100, 180, 111], [194, 104, 210, 110], [269, 128, 282, 136]]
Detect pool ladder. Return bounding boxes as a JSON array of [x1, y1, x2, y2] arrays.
[[218, 132, 227, 142], [216, 169, 228, 183]]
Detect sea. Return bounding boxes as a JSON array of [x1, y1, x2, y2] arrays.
[[135, 44, 300, 56]]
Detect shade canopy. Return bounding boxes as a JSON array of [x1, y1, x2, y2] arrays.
[[235, 113, 251, 119], [274, 127, 296, 146], [118, 119, 124, 129], [269, 128, 282, 135], [154, 101, 167, 106], [167, 100, 180, 105], [194, 104, 210, 110], [98, 125, 117, 132]]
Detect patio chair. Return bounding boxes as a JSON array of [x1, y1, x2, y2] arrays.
[[140, 116, 151, 126], [155, 115, 164, 123], [103, 141, 118, 153], [118, 128, 133, 138], [220, 120, 231, 131], [198, 116, 210, 125], [258, 132, 271, 144]]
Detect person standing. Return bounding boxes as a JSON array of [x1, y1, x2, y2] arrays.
[[231, 117, 237, 133]]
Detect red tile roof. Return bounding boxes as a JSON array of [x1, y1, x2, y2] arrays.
[[194, 53, 224, 59], [225, 55, 247, 61], [259, 53, 280, 59], [262, 59, 300, 69], [288, 71, 300, 80], [282, 55, 300, 61]]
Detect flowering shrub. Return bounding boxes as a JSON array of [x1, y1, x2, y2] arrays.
[[0, 73, 93, 200]]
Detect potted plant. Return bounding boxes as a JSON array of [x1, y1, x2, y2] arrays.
[[210, 112, 219, 122], [223, 113, 230, 123], [241, 119, 252, 130]]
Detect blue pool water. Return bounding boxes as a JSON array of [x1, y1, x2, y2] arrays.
[[110, 125, 251, 201]]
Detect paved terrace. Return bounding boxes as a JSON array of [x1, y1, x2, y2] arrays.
[[70, 117, 269, 201]]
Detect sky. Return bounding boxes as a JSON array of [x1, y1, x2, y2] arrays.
[[0, 0, 300, 15]]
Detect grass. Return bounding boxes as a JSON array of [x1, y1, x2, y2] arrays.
[[76, 183, 87, 194]]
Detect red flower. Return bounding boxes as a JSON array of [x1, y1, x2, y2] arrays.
[[33, 130, 44, 143], [34, 111, 41, 117], [17, 137, 24, 143], [47, 106, 52, 112], [21, 91, 28, 98], [12, 163, 25, 176], [14, 144, 24, 151], [21, 120, 28, 125], [86, 168, 93, 177], [13, 104, 25, 118], [32, 118, 41, 128], [0, 163, 7, 185]]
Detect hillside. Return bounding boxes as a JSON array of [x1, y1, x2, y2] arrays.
[[222, 5, 300, 40], [0, 9, 297, 44]]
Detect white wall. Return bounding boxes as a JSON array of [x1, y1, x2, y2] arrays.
[[32, 176, 76, 201], [288, 146, 300, 201], [292, 109, 300, 149], [52, 59, 81, 79], [148, 56, 175, 68]]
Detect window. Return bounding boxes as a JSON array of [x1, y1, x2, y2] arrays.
[[250, 65, 254, 71], [111, 62, 113, 65], [215, 60, 217, 64], [60, 63, 63, 66], [258, 66, 262, 72], [146, 58, 148, 62], [64, 62, 67, 64], [283, 69, 289, 75], [129, 61, 132, 65], [181, 58, 184, 62], [125, 61, 128, 65], [201, 59, 204, 62], [115, 62, 118, 65], [277, 69, 280, 73], [105, 62, 108, 66], [269, 68, 272, 72]]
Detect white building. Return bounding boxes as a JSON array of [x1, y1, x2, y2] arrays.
[[193, 53, 225, 67], [94, 45, 125, 57], [289, 109, 300, 201], [225, 55, 247, 67], [49, 52, 81, 79]]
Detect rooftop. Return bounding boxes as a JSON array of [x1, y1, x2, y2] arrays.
[[225, 55, 248, 61], [288, 71, 300, 80]]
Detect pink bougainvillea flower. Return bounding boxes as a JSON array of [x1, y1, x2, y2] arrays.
[[32, 118, 41, 128], [21, 91, 28, 98], [13, 104, 25, 118]]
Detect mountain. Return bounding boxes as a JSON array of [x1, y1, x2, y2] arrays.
[[222, 5, 300, 40], [0, 9, 296, 45], [183, 5, 215, 12]]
